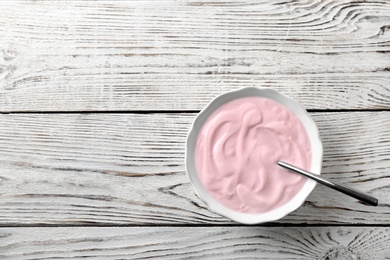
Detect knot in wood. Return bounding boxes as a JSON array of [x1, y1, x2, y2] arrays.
[[323, 246, 362, 260]]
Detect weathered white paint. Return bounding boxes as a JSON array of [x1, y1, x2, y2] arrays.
[[0, 0, 389, 258], [0, 0, 389, 111], [1, 227, 389, 259], [0, 112, 388, 225]]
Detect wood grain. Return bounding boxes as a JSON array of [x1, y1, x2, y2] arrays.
[[1, 0, 390, 111], [0, 227, 389, 259], [1, 0, 388, 258], [0, 112, 388, 225]]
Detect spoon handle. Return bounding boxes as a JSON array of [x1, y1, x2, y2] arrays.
[[277, 161, 378, 206]]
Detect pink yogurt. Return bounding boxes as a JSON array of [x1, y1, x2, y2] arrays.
[[195, 97, 312, 213]]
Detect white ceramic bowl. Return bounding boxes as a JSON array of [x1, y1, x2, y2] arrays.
[[186, 87, 323, 224]]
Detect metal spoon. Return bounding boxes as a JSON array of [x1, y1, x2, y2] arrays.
[[277, 161, 379, 206]]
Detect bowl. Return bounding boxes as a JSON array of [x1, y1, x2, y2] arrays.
[[185, 87, 323, 224]]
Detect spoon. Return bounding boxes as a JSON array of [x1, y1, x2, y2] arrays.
[[277, 161, 379, 206]]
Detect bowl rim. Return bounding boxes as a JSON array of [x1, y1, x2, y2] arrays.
[[185, 87, 323, 224]]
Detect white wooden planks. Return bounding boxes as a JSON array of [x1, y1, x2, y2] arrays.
[[1, 0, 390, 258], [0, 112, 388, 225], [1, 227, 389, 259], [0, 0, 389, 111]]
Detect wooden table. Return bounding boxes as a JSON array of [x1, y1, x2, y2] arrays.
[[1, 1, 389, 259]]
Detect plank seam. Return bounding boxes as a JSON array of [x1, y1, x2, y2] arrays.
[[1, 109, 389, 114], [0, 224, 388, 228]]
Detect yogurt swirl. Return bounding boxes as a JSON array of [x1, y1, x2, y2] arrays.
[[195, 97, 312, 213]]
